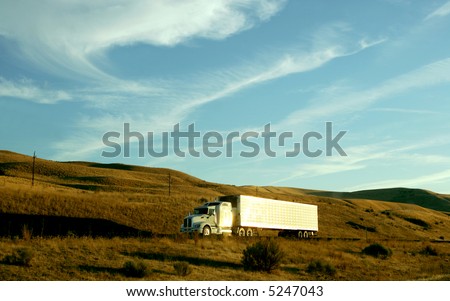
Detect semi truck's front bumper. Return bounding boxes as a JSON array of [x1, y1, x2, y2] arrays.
[[180, 226, 199, 233]]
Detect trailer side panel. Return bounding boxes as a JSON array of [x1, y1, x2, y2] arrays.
[[238, 195, 318, 231]]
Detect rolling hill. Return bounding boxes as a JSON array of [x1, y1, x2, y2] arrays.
[[306, 188, 450, 213], [1, 150, 450, 240]]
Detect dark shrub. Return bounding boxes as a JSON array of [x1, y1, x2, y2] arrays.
[[242, 239, 284, 273], [173, 261, 192, 276], [3, 247, 34, 266], [362, 243, 392, 259], [419, 245, 438, 256], [381, 210, 392, 217], [306, 259, 336, 276], [122, 260, 148, 278]]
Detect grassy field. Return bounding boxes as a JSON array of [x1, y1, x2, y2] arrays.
[[1, 150, 450, 280], [1, 236, 449, 281], [1, 175, 448, 240]]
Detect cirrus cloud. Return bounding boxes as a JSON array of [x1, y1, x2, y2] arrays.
[[0, 0, 286, 80]]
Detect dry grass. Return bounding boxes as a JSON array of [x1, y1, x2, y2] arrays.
[[0, 182, 194, 234], [1, 150, 450, 280], [0, 236, 449, 280], [2, 176, 449, 240]]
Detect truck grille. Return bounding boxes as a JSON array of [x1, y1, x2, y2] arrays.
[[184, 217, 192, 228]]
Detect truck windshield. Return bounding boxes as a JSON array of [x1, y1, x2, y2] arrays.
[[193, 208, 208, 215]]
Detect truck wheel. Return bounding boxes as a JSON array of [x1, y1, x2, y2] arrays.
[[246, 228, 253, 237], [238, 228, 245, 236], [202, 226, 211, 236]]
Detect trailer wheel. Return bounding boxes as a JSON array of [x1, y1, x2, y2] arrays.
[[246, 228, 253, 237], [238, 228, 246, 236], [303, 231, 309, 239], [202, 226, 211, 236]]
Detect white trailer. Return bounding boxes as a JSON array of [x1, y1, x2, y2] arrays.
[[180, 195, 318, 238]]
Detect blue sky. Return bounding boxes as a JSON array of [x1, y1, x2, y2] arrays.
[[1, 0, 450, 193]]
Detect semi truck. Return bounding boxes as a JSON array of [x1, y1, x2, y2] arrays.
[[180, 195, 318, 238]]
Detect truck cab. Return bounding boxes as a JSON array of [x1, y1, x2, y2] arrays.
[[180, 201, 233, 236]]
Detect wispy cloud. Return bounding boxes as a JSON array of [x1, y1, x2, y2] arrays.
[[0, 77, 71, 104], [270, 142, 392, 185], [173, 23, 387, 117], [277, 57, 450, 130], [369, 107, 442, 115], [271, 137, 450, 186], [0, 0, 286, 80], [0, 0, 291, 160], [50, 22, 385, 159], [0, 3, 396, 164], [347, 169, 450, 192], [175, 45, 369, 113], [425, 1, 450, 20]]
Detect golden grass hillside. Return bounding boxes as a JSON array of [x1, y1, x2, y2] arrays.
[[1, 236, 449, 280], [1, 150, 450, 281], [308, 188, 450, 213], [1, 150, 450, 240]]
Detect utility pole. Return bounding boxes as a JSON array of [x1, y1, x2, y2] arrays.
[[31, 151, 36, 187], [168, 172, 172, 196]]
